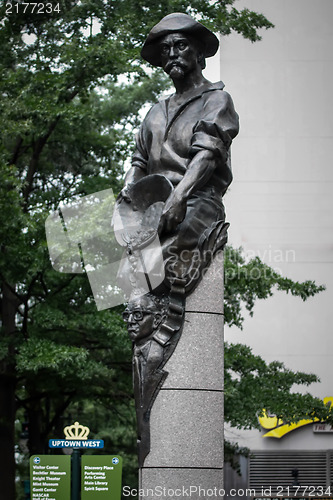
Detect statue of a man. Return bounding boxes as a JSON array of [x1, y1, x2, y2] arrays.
[[119, 12, 239, 293], [117, 12, 239, 466]]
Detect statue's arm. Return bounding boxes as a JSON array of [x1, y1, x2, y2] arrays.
[[118, 126, 148, 202], [158, 149, 216, 233], [159, 91, 239, 234]]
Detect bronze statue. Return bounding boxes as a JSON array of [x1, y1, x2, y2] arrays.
[[115, 12, 239, 466], [122, 294, 170, 465]]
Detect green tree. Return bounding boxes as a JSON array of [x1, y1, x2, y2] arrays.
[[2, 1, 329, 498], [223, 247, 330, 457], [0, 2, 171, 494], [222, 247, 330, 466]]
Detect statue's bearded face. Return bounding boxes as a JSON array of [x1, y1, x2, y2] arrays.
[[159, 33, 201, 80]]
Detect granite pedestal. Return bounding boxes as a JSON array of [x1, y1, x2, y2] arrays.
[[140, 253, 225, 499]]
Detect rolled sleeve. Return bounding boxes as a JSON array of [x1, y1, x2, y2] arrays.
[[189, 91, 239, 159], [132, 127, 148, 171]]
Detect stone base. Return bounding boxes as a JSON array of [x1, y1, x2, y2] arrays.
[[140, 469, 224, 500], [140, 254, 224, 498], [145, 389, 223, 468]]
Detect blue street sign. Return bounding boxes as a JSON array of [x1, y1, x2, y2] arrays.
[[49, 439, 104, 449]]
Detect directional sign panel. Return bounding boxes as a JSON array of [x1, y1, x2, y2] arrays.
[[30, 455, 71, 500], [81, 455, 122, 500]]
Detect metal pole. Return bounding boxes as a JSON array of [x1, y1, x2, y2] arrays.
[[71, 450, 81, 500]]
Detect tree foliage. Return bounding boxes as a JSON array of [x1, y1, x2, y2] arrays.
[[224, 342, 330, 429], [224, 246, 325, 329], [0, 0, 328, 497]]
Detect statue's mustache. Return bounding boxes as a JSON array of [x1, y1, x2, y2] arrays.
[[165, 60, 185, 73]]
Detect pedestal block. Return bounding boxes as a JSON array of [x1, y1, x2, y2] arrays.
[[140, 254, 224, 499]]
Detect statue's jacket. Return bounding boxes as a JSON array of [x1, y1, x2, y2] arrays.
[[131, 81, 239, 282], [132, 80, 239, 198]]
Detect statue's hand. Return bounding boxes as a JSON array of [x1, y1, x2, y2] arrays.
[[158, 192, 187, 234], [116, 184, 132, 204]]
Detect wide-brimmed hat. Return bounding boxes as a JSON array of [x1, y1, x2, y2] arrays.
[[141, 13, 219, 67]]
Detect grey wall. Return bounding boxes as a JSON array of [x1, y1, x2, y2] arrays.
[[208, 0, 333, 451]]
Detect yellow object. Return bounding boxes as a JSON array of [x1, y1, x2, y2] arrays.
[[258, 410, 283, 430], [63, 421, 90, 440], [262, 418, 319, 438], [259, 397, 333, 438]]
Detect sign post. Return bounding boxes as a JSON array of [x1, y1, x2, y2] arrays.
[[71, 450, 81, 500], [30, 422, 122, 499], [48, 422, 105, 499]]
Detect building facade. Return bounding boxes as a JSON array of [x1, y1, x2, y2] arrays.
[[205, 0, 333, 495]]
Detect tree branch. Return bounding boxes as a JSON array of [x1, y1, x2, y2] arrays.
[[22, 116, 61, 208]]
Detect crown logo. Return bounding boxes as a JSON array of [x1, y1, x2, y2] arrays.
[[63, 421, 90, 440]]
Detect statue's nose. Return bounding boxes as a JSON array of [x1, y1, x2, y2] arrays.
[[127, 312, 136, 323]]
